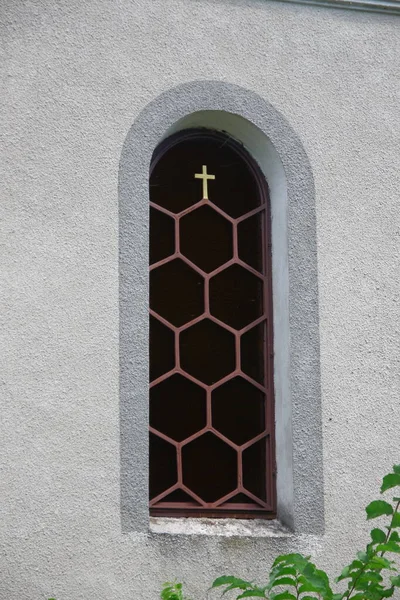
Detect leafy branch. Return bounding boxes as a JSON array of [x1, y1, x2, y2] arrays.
[[161, 581, 191, 600], [335, 466, 400, 600], [161, 465, 400, 600]]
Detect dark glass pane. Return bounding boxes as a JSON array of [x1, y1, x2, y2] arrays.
[[150, 259, 204, 327], [225, 493, 253, 504], [180, 319, 235, 385], [150, 374, 206, 442], [242, 438, 267, 502], [212, 377, 265, 445], [149, 130, 274, 517], [241, 322, 266, 385], [150, 206, 175, 265], [161, 489, 199, 504], [238, 213, 264, 273], [149, 315, 175, 382], [209, 265, 263, 330], [180, 205, 233, 273], [182, 432, 237, 502], [151, 135, 261, 217], [149, 433, 177, 499]]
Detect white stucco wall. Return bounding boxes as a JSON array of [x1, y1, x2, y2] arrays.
[[1, 1, 400, 598]]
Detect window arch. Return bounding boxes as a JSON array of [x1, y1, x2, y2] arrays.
[[149, 129, 276, 518], [120, 82, 323, 534]]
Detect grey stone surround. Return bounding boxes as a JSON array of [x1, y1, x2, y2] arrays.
[[119, 80, 324, 535]]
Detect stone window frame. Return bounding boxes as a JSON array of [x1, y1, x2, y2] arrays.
[[119, 80, 324, 536]]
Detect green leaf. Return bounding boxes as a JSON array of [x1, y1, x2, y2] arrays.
[[376, 541, 400, 553], [222, 582, 252, 595], [332, 595, 344, 600], [212, 576, 234, 588], [348, 560, 364, 571], [300, 568, 332, 598], [270, 567, 297, 578], [380, 588, 395, 598], [336, 566, 350, 582], [381, 474, 400, 493], [357, 572, 383, 584], [161, 583, 185, 600], [360, 585, 393, 599], [268, 568, 297, 592], [368, 556, 394, 570], [212, 577, 251, 589], [336, 562, 363, 583], [366, 501, 393, 520], [389, 531, 400, 542], [270, 593, 296, 600], [390, 575, 400, 587], [237, 591, 266, 599], [299, 583, 319, 594], [371, 528, 387, 543], [393, 465, 400, 475], [270, 578, 297, 588], [393, 497, 400, 502], [272, 554, 308, 569], [272, 555, 291, 566], [357, 551, 369, 562], [391, 512, 400, 527]]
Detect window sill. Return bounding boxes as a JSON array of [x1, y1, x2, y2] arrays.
[[275, 0, 400, 16], [149, 516, 293, 538]]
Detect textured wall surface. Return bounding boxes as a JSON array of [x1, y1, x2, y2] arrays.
[[1, 0, 400, 599]]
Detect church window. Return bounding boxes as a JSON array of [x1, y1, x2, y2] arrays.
[[149, 129, 276, 518]]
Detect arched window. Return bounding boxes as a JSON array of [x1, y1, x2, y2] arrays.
[[149, 129, 276, 518]]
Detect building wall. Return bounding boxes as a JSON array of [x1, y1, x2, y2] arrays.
[[1, 0, 400, 598]]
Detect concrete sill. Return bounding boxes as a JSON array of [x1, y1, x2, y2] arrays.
[[274, 0, 400, 16], [150, 517, 293, 538]]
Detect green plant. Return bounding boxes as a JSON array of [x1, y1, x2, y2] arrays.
[[161, 582, 190, 600], [162, 465, 400, 600]]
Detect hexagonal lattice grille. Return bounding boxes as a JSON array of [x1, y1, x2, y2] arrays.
[[149, 130, 275, 518]]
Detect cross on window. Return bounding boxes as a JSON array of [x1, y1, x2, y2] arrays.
[[194, 165, 215, 200]]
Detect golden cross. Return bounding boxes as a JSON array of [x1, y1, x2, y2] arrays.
[[194, 165, 215, 200]]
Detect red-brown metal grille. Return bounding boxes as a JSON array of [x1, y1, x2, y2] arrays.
[[149, 130, 276, 518]]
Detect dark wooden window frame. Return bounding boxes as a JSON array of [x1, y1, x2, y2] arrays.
[[149, 129, 276, 518]]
